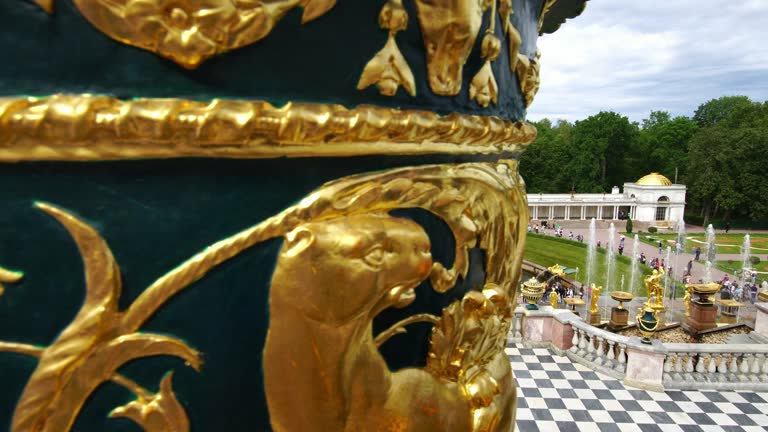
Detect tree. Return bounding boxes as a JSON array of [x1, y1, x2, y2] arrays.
[[626, 216, 633, 234], [566, 111, 639, 191], [519, 119, 573, 192], [638, 111, 698, 182], [687, 100, 768, 223], [692, 96, 752, 127]]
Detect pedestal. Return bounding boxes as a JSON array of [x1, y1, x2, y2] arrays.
[[589, 312, 602, 325], [683, 302, 718, 335], [608, 307, 629, 330], [759, 291, 768, 302]]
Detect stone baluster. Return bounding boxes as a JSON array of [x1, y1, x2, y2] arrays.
[[751, 353, 763, 381], [513, 311, 523, 340], [577, 331, 588, 357], [570, 327, 580, 354], [683, 352, 695, 381], [729, 354, 739, 376], [740, 354, 751, 374], [615, 343, 627, 373], [760, 353, 768, 381], [673, 352, 684, 381], [695, 353, 706, 375], [663, 352, 673, 381], [605, 340, 616, 369], [585, 333, 595, 361], [707, 354, 717, 374], [594, 336, 605, 366], [717, 354, 729, 381]]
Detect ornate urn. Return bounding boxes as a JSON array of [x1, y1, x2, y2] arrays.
[[521, 277, 547, 310], [0, 0, 588, 431], [636, 305, 660, 344]]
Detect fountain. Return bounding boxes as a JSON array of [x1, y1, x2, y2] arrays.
[[703, 224, 716, 283], [664, 246, 672, 301], [672, 219, 685, 300], [585, 218, 597, 313], [629, 234, 640, 296], [600, 223, 617, 322], [741, 234, 752, 287]]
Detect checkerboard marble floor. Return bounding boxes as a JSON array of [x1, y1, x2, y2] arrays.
[[507, 345, 768, 432]]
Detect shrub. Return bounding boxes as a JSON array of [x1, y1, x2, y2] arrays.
[[625, 216, 633, 234], [750, 256, 761, 265], [648, 226, 658, 233]]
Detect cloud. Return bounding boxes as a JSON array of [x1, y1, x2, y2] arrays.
[[527, 0, 768, 123]]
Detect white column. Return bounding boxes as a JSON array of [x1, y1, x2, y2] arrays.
[[565, 206, 571, 220], [613, 206, 618, 220], [598, 206, 603, 220], [549, 206, 554, 220], [581, 206, 586, 220]]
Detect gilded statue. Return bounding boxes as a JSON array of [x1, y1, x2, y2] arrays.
[[683, 286, 692, 317], [549, 289, 559, 308], [644, 268, 665, 308], [589, 283, 602, 314]]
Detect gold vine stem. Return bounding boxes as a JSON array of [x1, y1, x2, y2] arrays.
[[374, 313, 441, 347], [109, 374, 153, 400], [0, 341, 153, 400], [0, 342, 44, 357]]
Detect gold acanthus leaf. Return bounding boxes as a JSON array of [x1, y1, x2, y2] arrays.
[[357, 34, 416, 97], [110, 372, 190, 432], [0, 266, 24, 296], [28, 0, 53, 13], [300, 0, 337, 23], [469, 61, 499, 108]]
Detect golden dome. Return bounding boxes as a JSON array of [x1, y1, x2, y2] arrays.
[[636, 172, 672, 186]]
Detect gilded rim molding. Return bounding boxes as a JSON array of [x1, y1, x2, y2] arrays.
[[0, 95, 536, 161]]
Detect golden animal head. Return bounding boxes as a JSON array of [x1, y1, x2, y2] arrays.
[[272, 213, 433, 324], [414, 0, 485, 95]]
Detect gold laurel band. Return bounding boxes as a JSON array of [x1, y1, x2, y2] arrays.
[[0, 95, 536, 161]]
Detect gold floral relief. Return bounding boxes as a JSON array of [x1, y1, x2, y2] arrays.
[[20, 0, 543, 108], [64, 0, 337, 69], [0, 161, 527, 431]]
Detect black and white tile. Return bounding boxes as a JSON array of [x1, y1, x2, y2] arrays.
[[508, 345, 768, 432]]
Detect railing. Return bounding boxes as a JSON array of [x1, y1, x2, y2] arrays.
[[508, 306, 525, 343], [662, 344, 768, 390], [567, 318, 630, 379], [512, 304, 768, 391]]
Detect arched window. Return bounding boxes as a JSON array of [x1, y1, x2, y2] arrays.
[[655, 196, 669, 221]]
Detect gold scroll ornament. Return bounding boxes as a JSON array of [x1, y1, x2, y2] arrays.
[[0, 161, 528, 431], [0, 95, 536, 161], [26, 0, 546, 107]]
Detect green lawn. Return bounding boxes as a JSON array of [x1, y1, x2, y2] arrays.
[[712, 259, 768, 277], [630, 232, 768, 256], [524, 234, 654, 296]]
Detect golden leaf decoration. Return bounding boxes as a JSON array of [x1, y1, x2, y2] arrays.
[[300, 0, 337, 23], [0, 265, 23, 296], [27, 0, 53, 13], [358, 34, 416, 97], [110, 372, 190, 432], [469, 61, 499, 108], [8, 203, 200, 432]]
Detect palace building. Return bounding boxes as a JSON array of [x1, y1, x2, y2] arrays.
[[527, 173, 686, 226]]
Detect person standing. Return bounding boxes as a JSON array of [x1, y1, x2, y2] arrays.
[[695, 246, 701, 261], [618, 244, 624, 256], [658, 241, 663, 254], [687, 260, 693, 275]]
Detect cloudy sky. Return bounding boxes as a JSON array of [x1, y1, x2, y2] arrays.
[[528, 0, 768, 123]]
